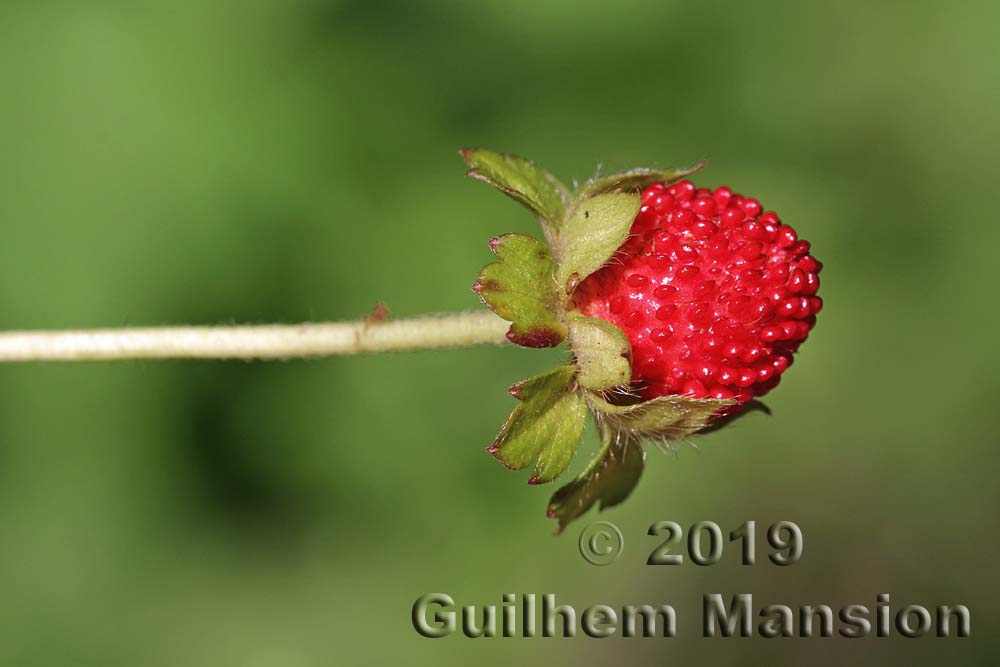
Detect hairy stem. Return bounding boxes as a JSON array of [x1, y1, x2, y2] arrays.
[[0, 311, 511, 362]]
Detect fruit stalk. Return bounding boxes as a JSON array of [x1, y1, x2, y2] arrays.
[[0, 311, 510, 362]]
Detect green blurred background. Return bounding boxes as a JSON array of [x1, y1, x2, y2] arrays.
[[0, 1, 997, 664]]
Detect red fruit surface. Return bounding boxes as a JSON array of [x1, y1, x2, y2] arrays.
[[572, 180, 822, 407]]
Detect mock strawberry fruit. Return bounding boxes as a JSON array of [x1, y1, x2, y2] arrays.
[[464, 149, 827, 531], [572, 180, 822, 407]]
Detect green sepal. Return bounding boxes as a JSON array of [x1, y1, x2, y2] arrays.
[[575, 162, 705, 198], [587, 393, 735, 442], [547, 429, 645, 535], [554, 192, 642, 289], [487, 366, 588, 485], [460, 149, 569, 242], [566, 312, 631, 390], [473, 233, 567, 348], [546, 392, 735, 533]]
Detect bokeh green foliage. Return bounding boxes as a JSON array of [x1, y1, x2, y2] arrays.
[[0, 1, 998, 665]]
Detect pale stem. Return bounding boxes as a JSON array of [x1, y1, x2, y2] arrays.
[[0, 311, 511, 362]]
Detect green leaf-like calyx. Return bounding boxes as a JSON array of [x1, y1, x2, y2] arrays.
[[461, 148, 569, 244], [487, 365, 588, 485], [576, 162, 705, 198], [565, 312, 631, 391], [545, 392, 735, 532], [587, 392, 736, 443], [547, 431, 645, 535], [554, 192, 642, 289], [473, 233, 567, 348]]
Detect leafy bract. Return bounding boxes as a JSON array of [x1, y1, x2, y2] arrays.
[[547, 392, 735, 533], [461, 148, 569, 242], [473, 233, 566, 348], [488, 366, 588, 485], [547, 431, 645, 534], [554, 192, 641, 288]]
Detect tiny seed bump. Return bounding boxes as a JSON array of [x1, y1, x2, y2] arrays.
[[626, 273, 649, 288]]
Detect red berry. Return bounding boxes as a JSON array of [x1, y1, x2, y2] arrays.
[[573, 180, 821, 410]]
